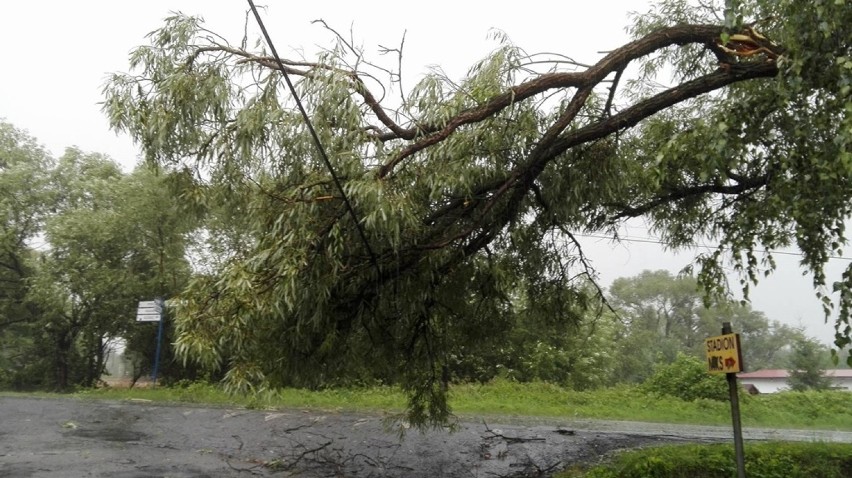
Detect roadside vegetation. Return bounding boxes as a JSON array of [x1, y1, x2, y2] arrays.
[[50, 379, 852, 431], [559, 442, 852, 478]]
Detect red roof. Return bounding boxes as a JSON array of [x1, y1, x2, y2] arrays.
[[737, 369, 852, 379], [826, 370, 852, 378], [737, 369, 789, 379]]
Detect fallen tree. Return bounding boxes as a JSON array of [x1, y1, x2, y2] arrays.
[[103, 0, 851, 426]]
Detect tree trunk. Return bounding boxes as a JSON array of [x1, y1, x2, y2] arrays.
[[81, 335, 106, 387], [54, 333, 72, 391]]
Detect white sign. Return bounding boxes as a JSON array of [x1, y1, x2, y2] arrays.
[[138, 301, 162, 312], [136, 299, 163, 322]]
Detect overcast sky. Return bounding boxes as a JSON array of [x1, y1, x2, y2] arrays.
[[1, 1, 847, 346]]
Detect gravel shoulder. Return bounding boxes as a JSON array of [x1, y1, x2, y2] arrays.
[[1, 396, 849, 478]]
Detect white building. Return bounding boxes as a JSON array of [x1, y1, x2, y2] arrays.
[[737, 369, 852, 394]]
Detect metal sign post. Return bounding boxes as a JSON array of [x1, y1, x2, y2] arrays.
[[706, 322, 746, 478], [151, 297, 165, 386], [136, 298, 165, 386]]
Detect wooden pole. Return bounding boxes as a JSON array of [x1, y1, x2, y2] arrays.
[[723, 321, 746, 478]]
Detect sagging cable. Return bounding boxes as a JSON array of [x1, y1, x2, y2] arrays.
[[246, 0, 380, 275]]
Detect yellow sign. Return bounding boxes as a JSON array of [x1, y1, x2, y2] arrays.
[[705, 333, 743, 374]]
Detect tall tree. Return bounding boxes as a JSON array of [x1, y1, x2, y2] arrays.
[[732, 305, 805, 371], [29, 151, 194, 388], [103, 0, 852, 425], [787, 337, 833, 391], [0, 121, 196, 389], [0, 121, 54, 387], [609, 270, 704, 382], [29, 148, 139, 388]]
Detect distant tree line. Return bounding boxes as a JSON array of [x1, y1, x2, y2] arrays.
[[0, 121, 201, 389], [443, 269, 837, 389]]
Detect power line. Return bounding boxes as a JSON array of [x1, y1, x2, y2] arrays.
[[246, 1, 380, 275], [575, 233, 852, 261]]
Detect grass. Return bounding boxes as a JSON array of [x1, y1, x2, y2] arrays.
[[8, 378, 850, 430], [67, 381, 410, 411], [557, 442, 852, 478], [448, 380, 852, 430]]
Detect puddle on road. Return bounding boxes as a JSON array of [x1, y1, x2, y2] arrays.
[[67, 428, 146, 442], [100, 466, 215, 478], [60, 404, 149, 443]]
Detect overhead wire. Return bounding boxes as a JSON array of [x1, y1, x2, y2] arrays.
[[246, 1, 380, 276], [575, 233, 852, 261]]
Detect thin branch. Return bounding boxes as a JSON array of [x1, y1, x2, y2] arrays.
[[378, 29, 407, 106], [603, 66, 626, 117], [482, 420, 546, 443], [311, 19, 358, 57], [608, 174, 770, 220], [520, 51, 592, 69]]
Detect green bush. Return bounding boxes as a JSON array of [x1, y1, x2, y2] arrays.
[[564, 442, 852, 478], [642, 353, 728, 402], [742, 390, 852, 428]]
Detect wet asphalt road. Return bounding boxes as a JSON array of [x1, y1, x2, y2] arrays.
[[1, 396, 850, 478]]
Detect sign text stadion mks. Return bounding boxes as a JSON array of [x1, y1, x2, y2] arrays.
[[705, 332, 743, 374]]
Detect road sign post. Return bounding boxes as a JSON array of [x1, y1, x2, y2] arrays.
[[151, 297, 165, 386], [707, 322, 746, 478], [136, 298, 165, 386]]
